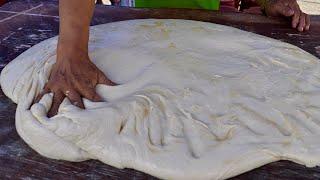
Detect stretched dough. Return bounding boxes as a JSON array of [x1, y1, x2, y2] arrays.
[[2, 19, 320, 179]]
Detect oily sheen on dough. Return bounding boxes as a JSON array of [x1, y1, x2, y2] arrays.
[[1, 19, 320, 179]]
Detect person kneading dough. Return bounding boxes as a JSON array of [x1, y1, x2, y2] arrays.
[[34, 0, 311, 117]]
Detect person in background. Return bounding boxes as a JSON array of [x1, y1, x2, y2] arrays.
[[35, 0, 311, 117]]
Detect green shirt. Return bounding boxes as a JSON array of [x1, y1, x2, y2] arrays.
[[134, 0, 220, 10]]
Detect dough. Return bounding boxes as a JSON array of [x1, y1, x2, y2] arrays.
[[1, 19, 320, 180]]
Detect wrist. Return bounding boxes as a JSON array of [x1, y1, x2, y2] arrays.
[[58, 35, 88, 52], [56, 42, 89, 63], [57, 41, 88, 55], [57, 35, 89, 62]]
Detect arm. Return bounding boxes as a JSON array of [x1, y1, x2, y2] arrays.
[[35, 0, 115, 117], [58, 0, 95, 58]]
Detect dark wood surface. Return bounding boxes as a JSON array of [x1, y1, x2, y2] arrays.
[[0, 0, 320, 179]]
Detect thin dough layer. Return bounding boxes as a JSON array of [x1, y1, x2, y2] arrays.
[[2, 19, 320, 180]]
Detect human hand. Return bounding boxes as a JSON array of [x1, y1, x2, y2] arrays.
[[264, 0, 310, 31], [35, 53, 116, 117]]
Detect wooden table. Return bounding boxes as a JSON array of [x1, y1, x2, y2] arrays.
[[0, 0, 320, 179]]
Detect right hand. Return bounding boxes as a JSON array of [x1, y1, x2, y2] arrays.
[[35, 52, 116, 117]]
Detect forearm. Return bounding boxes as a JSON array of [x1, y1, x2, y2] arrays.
[[57, 0, 95, 59]]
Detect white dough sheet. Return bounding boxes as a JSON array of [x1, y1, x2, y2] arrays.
[[1, 19, 320, 180]]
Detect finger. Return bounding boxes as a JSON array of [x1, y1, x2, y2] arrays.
[[98, 71, 117, 86], [79, 87, 103, 102], [64, 89, 84, 109], [48, 91, 65, 118], [289, 4, 300, 28], [298, 13, 306, 32], [34, 87, 50, 104], [305, 14, 311, 31]]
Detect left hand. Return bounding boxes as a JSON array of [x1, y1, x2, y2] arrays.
[[264, 0, 310, 32]]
